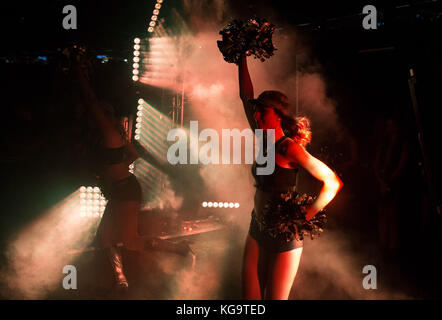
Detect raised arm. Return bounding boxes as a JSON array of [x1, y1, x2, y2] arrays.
[[73, 57, 125, 148], [286, 141, 343, 221], [238, 56, 257, 130]]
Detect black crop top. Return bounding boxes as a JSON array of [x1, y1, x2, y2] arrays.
[[252, 136, 298, 193]]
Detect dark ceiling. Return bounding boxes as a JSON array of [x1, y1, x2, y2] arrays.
[[1, 0, 441, 55]]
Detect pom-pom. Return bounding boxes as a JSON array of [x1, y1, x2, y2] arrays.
[[256, 191, 327, 242], [217, 18, 277, 64]]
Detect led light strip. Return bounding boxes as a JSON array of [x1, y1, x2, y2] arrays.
[[202, 202, 240, 209], [148, 0, 164, 33]]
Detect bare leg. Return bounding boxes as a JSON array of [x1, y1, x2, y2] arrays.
[[242, 235, 262, 299], [258, 246, 270, 297], [96, 202, 118, 248], [265, 247, 303, 300], [115, 200, 145, 252]]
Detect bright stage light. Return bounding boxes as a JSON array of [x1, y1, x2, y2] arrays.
[[138, 98, 144, 104], [157, 0, 163, 4], [135, 129, 141, 134], [148, 27, 154, 33], [133, 50, 140, 56], [133, 69, 139, 75], [135, 135, 140, 140], [134, 38, 140, 44], [153, 9, 159, 15], [133, 75, 139, 81], [78, 185, 108, 219], [137, 111, 143, 117], [136, 123, 142, 128], [134, 44, 140, 50], [137, 105, 143, 111], [202, 201, 238, 209], [133, 56, 140, 63], [133, 63, 139, 69], [149, 21, 156, 27], [151, 15, 158, 21], [136, 117, 142, 123]]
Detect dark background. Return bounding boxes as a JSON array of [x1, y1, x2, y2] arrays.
[[0, 0, 441, 299]]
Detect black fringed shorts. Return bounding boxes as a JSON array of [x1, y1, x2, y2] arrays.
[[248, 210, 303, 253]]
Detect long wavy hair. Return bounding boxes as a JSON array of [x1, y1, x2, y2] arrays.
[[279, 112, 312, 147]]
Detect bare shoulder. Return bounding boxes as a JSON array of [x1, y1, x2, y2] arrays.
[[280, 137, 312, 168], [279, 137, 303, 155]]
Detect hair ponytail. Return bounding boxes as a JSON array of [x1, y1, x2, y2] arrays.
[[280, 113, 312, 147]]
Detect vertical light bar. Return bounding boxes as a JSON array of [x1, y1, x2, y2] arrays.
[[133, 38, 140, 81]]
